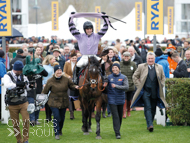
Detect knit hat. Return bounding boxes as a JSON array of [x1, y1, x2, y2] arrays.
[[13, 61, 24, 71], [17, 49, 23, 54], [123, 51, 131, 57], [0, 49, 5, 58], [112, 63, 120, 70], [54, 65, 62, 73], [155, 48, 163, 56]]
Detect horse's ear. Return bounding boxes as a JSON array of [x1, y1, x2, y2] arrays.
[[99, 59, 102, 65]]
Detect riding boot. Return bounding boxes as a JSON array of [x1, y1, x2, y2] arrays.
[[73, 66, 80, 85], [69, 101, 74, 120], [123, 100, 127, 118], [127, 100, 131, 117]]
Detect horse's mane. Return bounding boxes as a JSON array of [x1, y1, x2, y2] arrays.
[[89, 56, 100, 67]]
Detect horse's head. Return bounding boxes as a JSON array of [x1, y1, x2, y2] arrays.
[[87, 56, 102, 91]]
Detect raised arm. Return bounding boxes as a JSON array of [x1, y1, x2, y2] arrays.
[[96, 15, 109, 39], [68, 12, 81, 40]]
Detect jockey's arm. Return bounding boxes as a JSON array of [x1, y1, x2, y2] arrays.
[[96, 16, 109, 39], [68, 14, 81, 41]]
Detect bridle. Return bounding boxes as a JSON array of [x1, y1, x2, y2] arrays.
[[78, 65, 105, 91]]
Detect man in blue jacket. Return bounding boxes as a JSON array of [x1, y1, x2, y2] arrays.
[[155, 48, 170, 78], [0, 50, 7, 120]]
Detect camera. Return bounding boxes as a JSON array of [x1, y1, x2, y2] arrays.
[[5, 86, 26, 104]]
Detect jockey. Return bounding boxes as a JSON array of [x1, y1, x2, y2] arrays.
[[69, 12, 109, 84]]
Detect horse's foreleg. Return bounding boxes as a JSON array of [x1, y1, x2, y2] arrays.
[[81, 106, 86, 132], [95, 96, 103, 139], [83, 108, 89, 135], [88, 103, 93, 132]]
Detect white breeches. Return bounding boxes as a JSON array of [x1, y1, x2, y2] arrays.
[[76, 55, 104, 68]]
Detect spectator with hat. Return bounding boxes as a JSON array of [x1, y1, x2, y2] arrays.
[[53, 47, 66, 70], [9, 49, 25, 70], [4, 61, 30, 143], [63, 52, 78, 120], [103, 62, 129, 139], [120, 51, 137, 118], [0, 50, 6, 120], [42, 65, 79, 140], [155, 47, 170, 78]]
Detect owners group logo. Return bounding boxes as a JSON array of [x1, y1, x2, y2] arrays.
[[7, 119, 58, 137]]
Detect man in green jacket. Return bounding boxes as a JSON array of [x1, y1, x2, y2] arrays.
[[120, 52, 137, 118]]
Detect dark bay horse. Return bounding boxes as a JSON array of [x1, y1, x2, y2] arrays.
[[78, 56, 105, 139]]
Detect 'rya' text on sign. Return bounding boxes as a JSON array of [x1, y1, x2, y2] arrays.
[[147, 0, 163, 35], [0, 0, 12, 36]]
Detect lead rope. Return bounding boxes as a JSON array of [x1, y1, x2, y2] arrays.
[[98, 76, 105, 91]]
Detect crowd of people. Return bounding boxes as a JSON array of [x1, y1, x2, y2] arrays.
[[1, 33, 190, 142], [1, 11, 190, 141]]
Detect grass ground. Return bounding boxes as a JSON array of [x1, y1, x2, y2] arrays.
[[0, 110, 189, 143]]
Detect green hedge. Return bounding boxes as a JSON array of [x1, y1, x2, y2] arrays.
[[166, 78, 190, 126]]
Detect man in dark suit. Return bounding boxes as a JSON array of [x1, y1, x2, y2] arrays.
[[170, 52, 188, 78], [132, 52, 167, 132]]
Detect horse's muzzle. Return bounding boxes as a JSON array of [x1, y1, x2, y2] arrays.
[[90, 79, 97, 88]]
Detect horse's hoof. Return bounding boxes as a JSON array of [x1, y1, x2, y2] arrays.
[[96, 136, 102, 139], [83, 132, 89, 135], [88, 128, 92, 132]]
